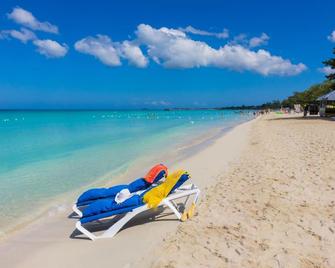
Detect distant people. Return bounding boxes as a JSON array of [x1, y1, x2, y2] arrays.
[[303, 105, 308, 117], [309, 104, 319, 115]]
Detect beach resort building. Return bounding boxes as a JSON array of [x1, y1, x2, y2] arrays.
[[317, 90, 335, 117]]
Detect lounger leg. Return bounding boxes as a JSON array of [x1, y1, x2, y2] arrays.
[[76, 221, 97, 241], [193, 190, 200, 204], [163, 200, 182, 220], [100, 206, 148, 239], [72, 204, 83, 217], [164, 188, 200, 221]]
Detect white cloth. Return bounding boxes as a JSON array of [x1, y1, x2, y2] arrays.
[[115, 189, 132, 204]]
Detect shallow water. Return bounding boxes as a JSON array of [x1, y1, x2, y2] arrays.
[[0, 110, 254, 234]]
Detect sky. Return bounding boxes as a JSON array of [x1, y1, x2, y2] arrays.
[[0, 0, 334, 109]]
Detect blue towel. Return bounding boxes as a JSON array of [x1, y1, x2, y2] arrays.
[[170, 173, 190, 193], [77, 178, 149, 206], [80, 203, 144, 224], [82, 195, 144, 218], [79, 172, 190, 224], [128, 178, 151, 192]]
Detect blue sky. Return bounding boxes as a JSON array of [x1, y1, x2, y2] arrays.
[[0, 0, 334, 109]]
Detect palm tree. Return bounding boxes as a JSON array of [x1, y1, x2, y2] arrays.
[[323, 48, 335, 81]]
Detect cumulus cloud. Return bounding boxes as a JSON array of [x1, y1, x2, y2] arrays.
[[0, 28, 36, 43], [119, 41, 148, 67], [328, 30, 335, 43], [0, 7, 67, 59], [33, 39, 68, 58], [249, 33, 270, 48], [73, 24, 306, 76], [0, 28, 68, 58], [319, 66, 335, 75], [74, 35, 121, 66], [8, 7, 58, 34], [135, 24, 306, 75], [179, 25, 229, 39], [74, 35, 148, 67]]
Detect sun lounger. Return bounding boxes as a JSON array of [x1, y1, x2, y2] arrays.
[[73, 164, 168, 216], [75, 183, 200, 240], [74, 170, 200, 240]]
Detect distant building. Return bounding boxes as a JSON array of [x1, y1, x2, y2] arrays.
[[317, 90, 335, 117], [294, 104, 302, 113]]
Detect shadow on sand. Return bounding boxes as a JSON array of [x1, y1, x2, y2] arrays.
[[68, 211, 80, 220]]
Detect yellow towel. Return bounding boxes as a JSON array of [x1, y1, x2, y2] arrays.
[[143, 170, 186, 208]]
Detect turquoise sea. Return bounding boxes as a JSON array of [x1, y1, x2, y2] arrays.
[[0, 110, 254, 235]]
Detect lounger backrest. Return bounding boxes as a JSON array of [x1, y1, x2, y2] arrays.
[[128, 178, 151, 193], [169, 173, 190, 193], [142, 170, 189, 208], [144, 164, 168, 184]]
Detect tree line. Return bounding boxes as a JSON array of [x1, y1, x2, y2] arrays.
[[271, 48, 335, 109]]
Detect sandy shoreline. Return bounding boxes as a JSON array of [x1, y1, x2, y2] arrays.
[[146, 114, 335, 268], [0, 117, 245, 239], [0, 115, 254, 268], [1, 113, 334, 268]]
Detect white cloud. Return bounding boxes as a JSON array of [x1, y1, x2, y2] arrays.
[[72, 24, 306, 76], [136, 24, 306, 75], [249, 33, 270, 48], [179, 26, 229, 39], [8, 7, 58, 34], [74, 35, 121, 66], [74, 35, 148, 67], [119, 41, 148, 67], [33, 39, 68, 58], [319, 66, 335, 75], [0, 28, 36, 43], [228, 33, 248, 46], [328, 30, 335, 42], [213, 45, 306, 76], [229, 33, 269, 48], [159, 27, 186, 38], [147, 100, 171, 106]]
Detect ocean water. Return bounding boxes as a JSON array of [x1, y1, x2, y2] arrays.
[[0, 110, 254, 235]]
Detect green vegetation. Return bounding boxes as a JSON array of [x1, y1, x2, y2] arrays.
[[281, 80, 335, 108], [280, 47, 335, 108], [323, 48, 335, 81], [217, 78, 334, 110], [216, 100, 282, 110]]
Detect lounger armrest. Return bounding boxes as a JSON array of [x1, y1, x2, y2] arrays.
[[174, 183, 197, 191]]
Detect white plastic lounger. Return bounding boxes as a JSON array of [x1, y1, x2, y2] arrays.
[[72, 203, 84, 218], [75, 184, 200, 241]]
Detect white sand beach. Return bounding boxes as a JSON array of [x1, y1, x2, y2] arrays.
[[1, 114, 335, 268], [146, 114, 335, 268]]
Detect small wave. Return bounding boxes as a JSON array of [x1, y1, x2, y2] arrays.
[[47, 204, 69, 217]]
